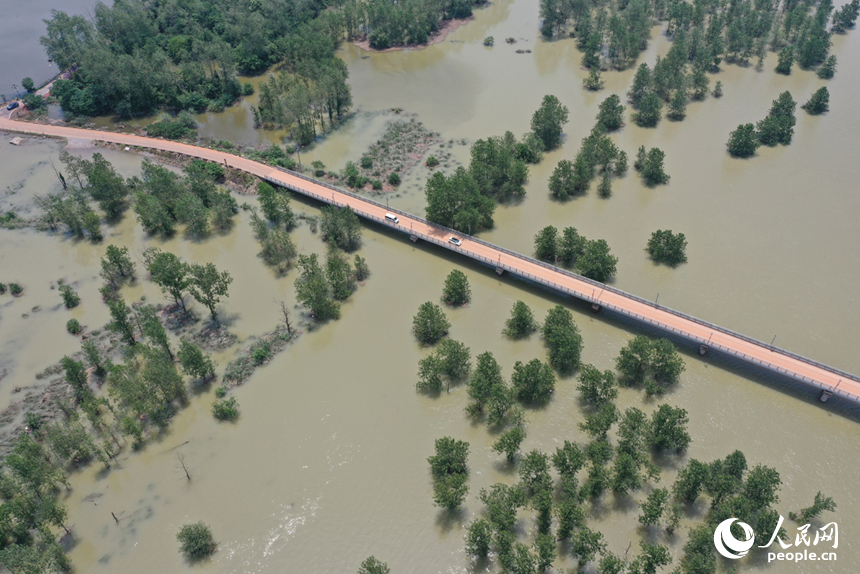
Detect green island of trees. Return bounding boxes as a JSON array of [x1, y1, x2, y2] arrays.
[[728, 90, 798, 157], [647, 229, 688, 266], [442, 269, 471, 306], [533, 225, 619, 283], [428, 436, 470, 510], [177, 522, 217, 560]]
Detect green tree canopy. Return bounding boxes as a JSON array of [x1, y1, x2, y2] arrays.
[[531, 95, 569, 151]]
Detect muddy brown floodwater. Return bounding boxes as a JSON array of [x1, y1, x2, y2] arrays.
[[1, 0, 859, 572]]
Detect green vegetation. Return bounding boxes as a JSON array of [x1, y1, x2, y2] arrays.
[[503, 300, 538, 339], [178, 340, 215, 381], [616, 336, 686, 395], [417, 339, 471, 394], [577, 364, 618, 407], [132, 159, 236, 238], [441, 269, 471, 306], [776, 45, 795, 74], [321, 206, 362, 251], [552, 127, 627, 200], [358, 556, 391, 574], [177, 522, 217, 560], [757, 91, 797, 147], [426, 156, 440, 168], [43, 1, 346, 120], [483, 36, 494, 46], [596, 94, 625, 132], [533, 225, 618, 282], [511, 358, 555, 405], [188, 262, 233, 320], [412, 301, 451, 346], [295, 253, 341, 322], [493, 425, 526, 463], [9, 283, 23, 296], [817, 55, 837, 79], [251, 212, 297, 274], [345, 0, 487, 50], [256, 181, 296, 229], [424, 129, 533, 232], [531, 95, 569, 151], [59, 284, 81, 308], [727, 123, 760, 158], [212, 397, 240, 421], [424, 167, 495, 233], [428, 437, 470, 510], [789, 491, 837, 522], [647, 230, 688, 266], [638, 147, 670, 186], [146, 112, 197, 140], [583, 68, 604, 91], [802, 87, 830, 115], [542, 305, 584, 376], [66, 318, 83, 335]]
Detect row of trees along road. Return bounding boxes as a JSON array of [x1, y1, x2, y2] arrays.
[[41, 0, 350, 122]]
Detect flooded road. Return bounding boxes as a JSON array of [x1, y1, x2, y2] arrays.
[[2, 0, 859, 572]]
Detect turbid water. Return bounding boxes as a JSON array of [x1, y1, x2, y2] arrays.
[[2, 0, 860, 572], [0, 0, 96, 99]]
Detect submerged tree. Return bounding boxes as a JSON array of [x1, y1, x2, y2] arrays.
[[531, 95, 569, 151], [412, 301, 450, 346], [442, 270, 471, 306], [504, 300, 538, 339], [647, 230, 688, 266], [802, 87, 830, 115], [727, 124, 760, 158]]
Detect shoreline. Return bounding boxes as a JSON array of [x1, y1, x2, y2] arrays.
[[351, 16, 473, 53]]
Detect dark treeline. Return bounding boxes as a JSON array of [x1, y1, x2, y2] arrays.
[[41, 0, 345, 119], [338, 0, 488, 50]]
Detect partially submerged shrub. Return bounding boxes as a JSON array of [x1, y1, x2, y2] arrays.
[[66, 318, 83, 335], [177, 522, 217, 559], [212, 397, 239, 421]]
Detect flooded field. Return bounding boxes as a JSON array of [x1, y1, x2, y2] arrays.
[[2, 0, 860, 572]]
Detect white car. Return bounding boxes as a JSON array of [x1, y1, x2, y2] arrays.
[[448, 237, 462, 246]]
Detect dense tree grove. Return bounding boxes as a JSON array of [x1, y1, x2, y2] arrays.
[[428, 437, 470, 509], [503, 300, 539, 339], [442, 269, 471, 306], [412, 301, 451, 346], [541, 306, 584, 376], [424, 131, 536, 233], [552, 127, 627, 200], [616, 336, 686, 395], [533, 225, 618, 282], [42, 0, 350, 121], [802, 86, 830, 114], [339, 0, 488, 50], [647, 229, 688, 265]]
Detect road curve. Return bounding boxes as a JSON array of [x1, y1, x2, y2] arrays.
[[3, 117, 859, 405]]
